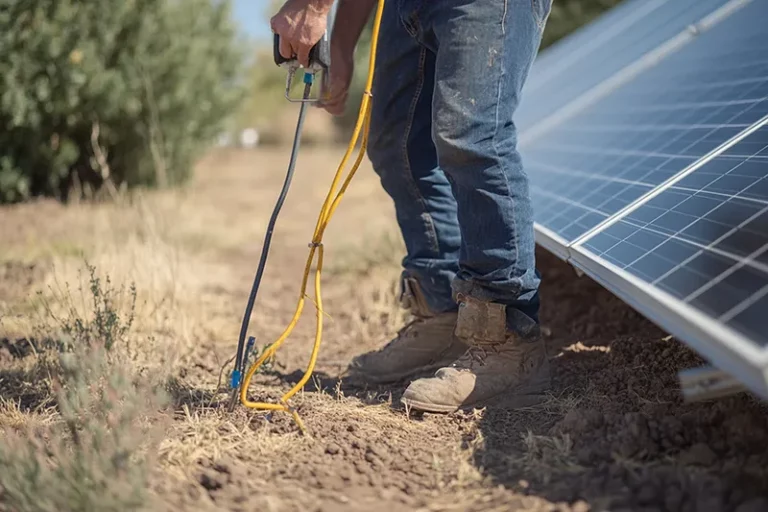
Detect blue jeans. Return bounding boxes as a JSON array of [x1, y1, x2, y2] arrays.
[[367, 0, 551, 336]]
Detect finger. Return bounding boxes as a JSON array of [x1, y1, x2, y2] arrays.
[[323, 77, 348, 112], [297, 44, 311, 68], [322, 91, 347, 116], [279, 36, 294, 61]]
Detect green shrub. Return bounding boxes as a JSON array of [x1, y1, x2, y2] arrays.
[[0, 263, 166, 511], [0, 347, 166, 512], [0, 0, 246, 203]]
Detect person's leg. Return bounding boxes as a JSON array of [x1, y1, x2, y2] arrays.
[[401, 0, 553, 411], [346, 0, 467, 383], [365, 4, 459, 315]]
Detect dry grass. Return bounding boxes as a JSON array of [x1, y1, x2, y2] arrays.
[[0, 147, 408, 509], [3, 147, 767, 512]]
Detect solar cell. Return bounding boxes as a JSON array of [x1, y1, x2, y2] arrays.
[[517, 0, 733, 131], [523, 0, 768, 243], [580, 122, 768, 346]]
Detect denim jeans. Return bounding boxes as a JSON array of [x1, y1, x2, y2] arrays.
[[367, 0, 552, 335]]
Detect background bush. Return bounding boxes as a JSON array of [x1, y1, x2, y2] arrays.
[[0, 0, 245, 204]]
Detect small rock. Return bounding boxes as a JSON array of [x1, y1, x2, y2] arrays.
[[735, 498, 768, 512], [325, 443, 341, 455], [679, 443, 717, 466], [199, 471, 224, 491]]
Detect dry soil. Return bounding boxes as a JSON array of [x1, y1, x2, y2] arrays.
[[1, 148, 767, 512]]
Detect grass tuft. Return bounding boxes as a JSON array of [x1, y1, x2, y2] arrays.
[[0, 264, 166, 512]]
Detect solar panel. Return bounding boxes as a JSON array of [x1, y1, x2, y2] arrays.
[[520, 0, 768, 400], [522, 0, 768, 244], [517, 0, 734, 131], [577, 121, 768, 350]]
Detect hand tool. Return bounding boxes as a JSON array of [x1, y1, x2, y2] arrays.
[[228, 0, 386, 434], [226, 14, 334, 413]]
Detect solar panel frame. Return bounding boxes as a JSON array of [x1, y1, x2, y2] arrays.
[[568, 242, 768, 400], [520, 0, 768, 244], [576, 118, 768, 344], [519, 0, 768, 400], [543, 116, 768, 402], [519, 0, 752, 144], [570, 112, 768, 247], [522, 0, 768, 244], [517, 0, 738, 133]]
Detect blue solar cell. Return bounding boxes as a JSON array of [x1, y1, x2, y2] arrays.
[[525, 0, 768, 242], [518, 0, 731, 130], [581, 124, 768, 346]]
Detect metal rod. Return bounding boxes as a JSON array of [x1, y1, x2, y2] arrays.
[[228, 77, 314, 411]]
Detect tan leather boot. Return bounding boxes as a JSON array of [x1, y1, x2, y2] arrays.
[[346, 277, 468, 384], [401, 294, 551, 413]]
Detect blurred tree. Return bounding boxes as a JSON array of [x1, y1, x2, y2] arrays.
[[0, 0, 246, 203]]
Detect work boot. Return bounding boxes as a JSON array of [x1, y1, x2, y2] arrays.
[[347, 277, 468, 384], [401, 294, 551, 413]]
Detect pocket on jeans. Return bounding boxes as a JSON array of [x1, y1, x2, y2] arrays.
[[532, 0, 553, 28]]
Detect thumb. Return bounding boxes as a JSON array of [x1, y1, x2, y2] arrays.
[[279, 36, 294, 61]]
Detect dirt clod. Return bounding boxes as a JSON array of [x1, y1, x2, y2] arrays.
[[199, 471, 225, 491], [680, 443, 718, 466]]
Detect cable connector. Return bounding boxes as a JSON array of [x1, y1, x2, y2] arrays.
[[230, 370, 241, 389]]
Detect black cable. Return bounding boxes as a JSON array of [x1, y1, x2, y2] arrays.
[[228, 77, 313, 411]]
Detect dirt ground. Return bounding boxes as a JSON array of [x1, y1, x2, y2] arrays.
[[2, 147, 768, 512]]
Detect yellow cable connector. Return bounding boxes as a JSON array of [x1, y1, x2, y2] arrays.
[[239, 0, 386, 433]]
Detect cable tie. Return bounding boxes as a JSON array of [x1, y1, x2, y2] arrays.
[[308, 241, 323, 248]]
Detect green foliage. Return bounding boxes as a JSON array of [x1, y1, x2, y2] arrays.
[[235, 48, 290, 130], [0, 0, 246, 204], [0, 264, 166, 511], [61, 264, 137, 352], [0, 349, 165, 512], [541, 0, 625, 49]]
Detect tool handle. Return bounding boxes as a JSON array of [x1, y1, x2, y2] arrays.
[[273, 32, 330, 70]]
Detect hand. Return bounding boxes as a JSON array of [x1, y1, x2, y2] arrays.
[[321, 43, 355, 116], [270, 0, 331, 68]]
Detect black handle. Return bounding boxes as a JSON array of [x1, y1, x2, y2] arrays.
[[273, 32, 330, 69]]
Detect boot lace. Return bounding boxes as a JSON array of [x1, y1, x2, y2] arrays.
[[452, 344, 501, 370], [378, 315, 426, 351]]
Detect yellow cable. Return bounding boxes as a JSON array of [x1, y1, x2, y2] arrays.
[[239, 0, 385, 433]]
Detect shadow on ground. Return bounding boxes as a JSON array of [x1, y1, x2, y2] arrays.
[[469, 250, 768, 512], [0, 337, 62, 412]]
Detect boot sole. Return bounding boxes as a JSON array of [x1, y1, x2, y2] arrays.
[[400, 397, 460, 413]]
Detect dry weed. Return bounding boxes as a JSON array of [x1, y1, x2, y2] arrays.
[[0, 263, 168, 512]]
